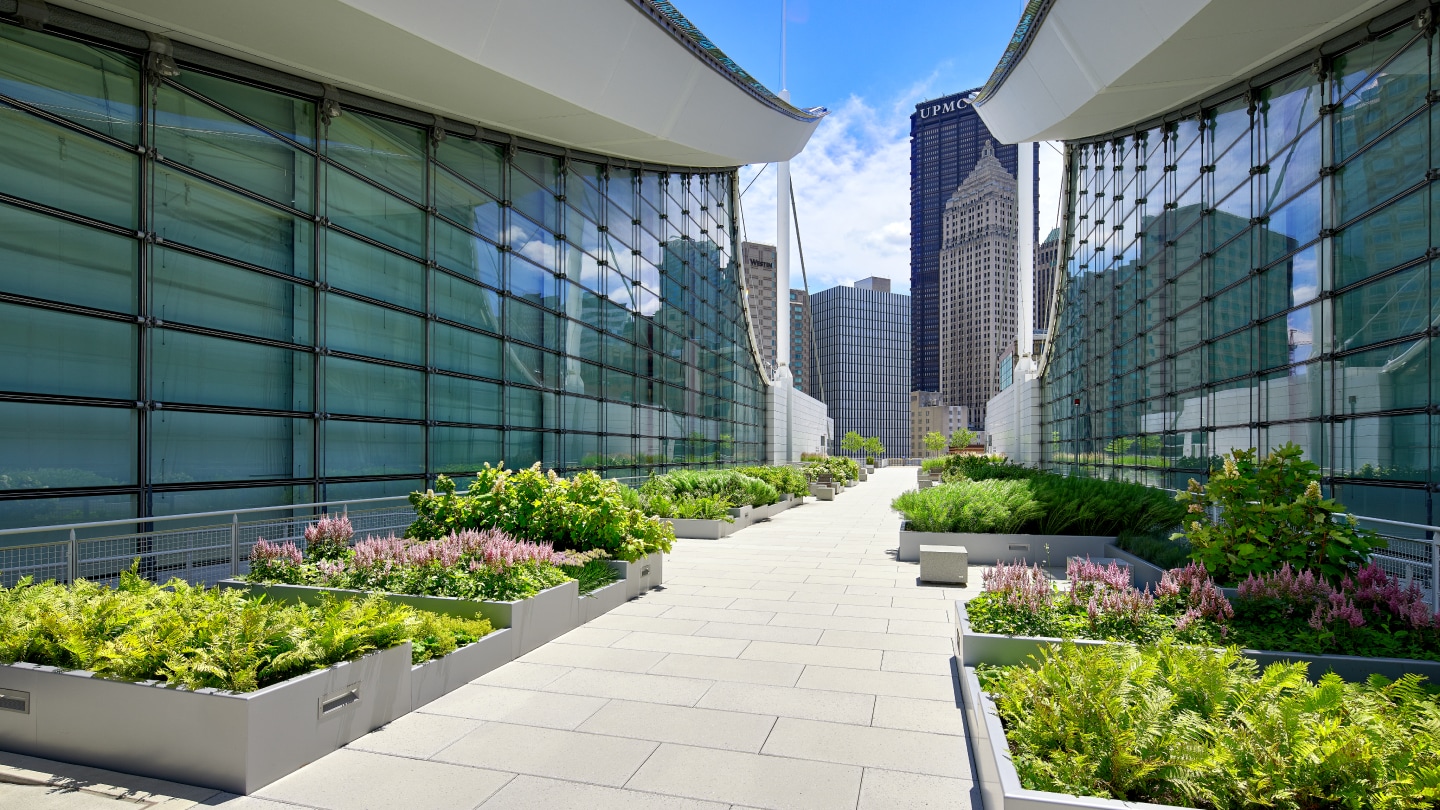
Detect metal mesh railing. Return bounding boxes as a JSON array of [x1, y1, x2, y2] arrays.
[[0, 498, 416, 589]]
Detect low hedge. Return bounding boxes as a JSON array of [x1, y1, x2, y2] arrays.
[[892, 473, 1183, 536], [635, 468, 781, 522]]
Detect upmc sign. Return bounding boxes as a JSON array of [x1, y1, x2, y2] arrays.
[[916, 97, 971, 120]]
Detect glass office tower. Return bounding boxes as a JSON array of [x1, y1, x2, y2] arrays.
[[812, 283, 912, 457], [0, 19, 766, 531], [1043, 13, 1438, 523]]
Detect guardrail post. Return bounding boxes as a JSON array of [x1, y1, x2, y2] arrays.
[[67, 528, 78, 584], [230, 513, 240, 577], [1432, 531, 1440, 615]]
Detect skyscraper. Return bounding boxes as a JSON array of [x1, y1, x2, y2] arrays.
[[812, 281, 911, 457], [939, 141, 1017, 427], [741, 242, 780, 376], [788, 289, 816, 396], [910, 91, 1033, 394], [1034, 228, 1060, 333]]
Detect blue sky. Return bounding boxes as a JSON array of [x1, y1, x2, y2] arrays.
[[671, 0, 1043, 296]]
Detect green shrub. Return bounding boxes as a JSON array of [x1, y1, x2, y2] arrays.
[[1178, 443, 1381, 584], [979, 641, 1440, 810], [406, 464, 674, 562], [737, 466, 809, 498], [0, 570, 492, 692], [892, 474, 1181, 537], [803, 456, 859, 485], [673, 495, 733, 521], [920, 457, 948, 474], [891, 479, 1043, 533], [940, 455, 1040, 481]]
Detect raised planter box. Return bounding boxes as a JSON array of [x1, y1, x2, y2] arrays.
[[858, 470, 868, 482], [962, 665, 1191, 810], [726, 505, 752, 522], [898, 527, 1113, 564], [410, 630, 515, 709], [220, 579, 581, 657], [954, 598, 1440, 683], [748, 495, 795, 523], [1103, 543, 1168, 590], [0, 643, 413, 795], [620, 552, 665, 599], [664, 517, 736, 540]]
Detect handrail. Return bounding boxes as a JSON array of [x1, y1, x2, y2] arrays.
[[0, 495, 413, 537]]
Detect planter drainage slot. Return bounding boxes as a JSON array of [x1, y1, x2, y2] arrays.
[[0, 688, 29, 714], [1007, 544, 1030, 552], [641, 565, 651, 576], [319, 685, 361, 716]]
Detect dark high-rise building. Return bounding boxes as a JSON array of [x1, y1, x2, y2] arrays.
[[909, 91, 1037, 393]]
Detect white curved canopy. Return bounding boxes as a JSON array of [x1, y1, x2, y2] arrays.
[[55, 0, 823, 167], [976, 0, 1401, 143]]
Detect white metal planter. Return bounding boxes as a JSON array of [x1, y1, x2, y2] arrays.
[[0, 643, 413, 795], [897, 527, 1113, 564]]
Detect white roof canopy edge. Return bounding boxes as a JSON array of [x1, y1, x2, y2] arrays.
[[53, 0, 824, 167], [975, 0, 1403, 144]]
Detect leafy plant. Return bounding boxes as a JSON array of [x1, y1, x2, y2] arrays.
[[840, 431, 865, 456], [736, 465, 809, 498], [673, 495, 733, 521], [862, 435, 884, 462], [1178, 444, 1381, 584], [939, 454, 1040, 482], [893, 473, 1181, 537], [303, 514, 353, 561], [979, 641, 1440, 810], [949, 427, 977, 449], [803, 456, 859, 485], [406, 464, 674, 562], [0, 569, 492, 692]]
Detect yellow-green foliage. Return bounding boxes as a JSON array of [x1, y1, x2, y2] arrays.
[[0, 570, 492, 693], [980, 641, 1440, 809]]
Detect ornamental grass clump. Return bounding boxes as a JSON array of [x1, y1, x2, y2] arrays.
[[979, 641, 1440, 810], [891, 479, 1043, 534], [247, 522, 615, 601], [0, 569, 492, 692]]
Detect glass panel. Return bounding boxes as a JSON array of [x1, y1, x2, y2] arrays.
[[434, 218, 502, 289], [324, 294, 423, 364], [323, 420, 423, 477], [0, 104, 137, 226], [324, 229, 423, 310], [324, 357, 422, 419], [0, 303, 134, 398], [431, 322, 501, 378], [1334, 264, 1430, 351], [150, 410, 310, 484], [323, 167, 423, 256], [430, 375, 502, 425], [151, 248, 313, 343], [437, 139, 504, 198], [0, 25, 139, 142], [154, 164, 313, 277], [1336, 339, 1428, 414], [155, 84, 313, 211], [435, 166, 502, 242], [323, 111, 425, 202], [1334, 34, 1428, 161], [0, 202, 136, 311], [151, 329, 312, 411], [0, 494, 136, 541], [1335, 112, 1427, 223], [1334, 187, 1427, 289], [1334, 413, 1428, 481], [433, 271, 502, 332], [431, 427, 502, 474], [176, 71, 315, 148]]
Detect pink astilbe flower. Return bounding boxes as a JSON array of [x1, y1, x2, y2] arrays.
[[1237, 563, 1331, 605], [1310, 591, 1365, 630], [982, 561, 1052, 614], [1351, 563, 1436, 629], [1158, 562, 1233, 624], [303, 514, 354, 560], [250, 538, 302, 566], [1067, 557, 1132, 608]]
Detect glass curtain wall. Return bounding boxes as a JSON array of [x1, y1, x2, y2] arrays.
[[0, 21, 764, 530], [1043, 16, 1437, 524]]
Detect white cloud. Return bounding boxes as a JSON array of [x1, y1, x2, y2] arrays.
[[738, 83, 1066, 299]]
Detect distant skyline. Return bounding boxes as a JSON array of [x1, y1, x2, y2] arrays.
[[675, 0, 1057, 296]]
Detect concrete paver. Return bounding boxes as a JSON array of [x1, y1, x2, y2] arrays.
[[12, 467, 977, 809]]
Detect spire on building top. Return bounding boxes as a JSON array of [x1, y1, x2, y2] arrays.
[[981, 140, 994, 157]]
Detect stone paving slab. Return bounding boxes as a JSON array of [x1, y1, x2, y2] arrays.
[[11, 468, 977, 809]]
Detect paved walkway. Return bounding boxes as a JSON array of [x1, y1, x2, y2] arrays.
[[2, 468, 977, 810]]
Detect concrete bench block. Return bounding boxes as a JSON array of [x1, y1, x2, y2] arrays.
[[919, 544, 968, 586]]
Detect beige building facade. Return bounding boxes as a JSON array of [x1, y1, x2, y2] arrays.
[[909, 391, 971, 456]]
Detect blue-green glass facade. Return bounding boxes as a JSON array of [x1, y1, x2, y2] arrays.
[[1043, 12, 1438, 524], [0, 20, 765, 530]]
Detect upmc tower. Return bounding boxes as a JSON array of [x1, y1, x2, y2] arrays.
[[909, 90, 1034, 394]]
